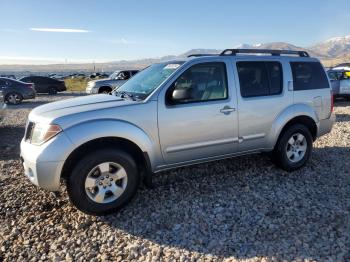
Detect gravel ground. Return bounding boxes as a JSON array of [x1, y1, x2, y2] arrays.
[[0, 93, 350, 261]]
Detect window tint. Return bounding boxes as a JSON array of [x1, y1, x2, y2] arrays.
[[290, 62, 329, 90], [327, 71, 342, 81], [237, 61, 283, 97], [266, 62, 283, 95], [170, 62, 228, 104]]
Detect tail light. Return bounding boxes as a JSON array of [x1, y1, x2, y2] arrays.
[[330, 90, 334, 113], [26, 83, 34, 89]]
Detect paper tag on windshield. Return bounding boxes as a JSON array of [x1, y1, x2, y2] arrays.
[[164, 64, 180, 69]]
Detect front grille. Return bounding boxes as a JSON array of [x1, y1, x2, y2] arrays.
[[25, 121, 35, 142]]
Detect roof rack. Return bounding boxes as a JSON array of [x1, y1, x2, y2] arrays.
[[220, 49, 310, 57], [187, 54, 218, 57]]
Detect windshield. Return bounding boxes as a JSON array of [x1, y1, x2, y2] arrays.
[[116, 62, 183, 99]]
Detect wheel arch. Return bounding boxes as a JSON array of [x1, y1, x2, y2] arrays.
[[61, 136, 153, 186], [269, 104, 319, 148], [59, 119, 158, 185], [275, 115, 318, 146]]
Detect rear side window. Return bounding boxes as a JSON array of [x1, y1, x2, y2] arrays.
[[290, 62, 329, 90], [237, 61, 283, 98]]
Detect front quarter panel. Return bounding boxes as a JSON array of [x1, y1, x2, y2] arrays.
[[54, 101, 163, 170], [63, 119, 163, 170]]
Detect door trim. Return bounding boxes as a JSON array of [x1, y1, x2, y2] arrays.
[[165, 137, 239, 153]]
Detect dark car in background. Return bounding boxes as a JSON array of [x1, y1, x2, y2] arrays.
[[20, 76, 66, 95], [0, 77, 36, 105]]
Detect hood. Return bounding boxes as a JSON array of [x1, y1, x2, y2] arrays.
[[89, 78, 123, 85], [29, 94, 135, 123]]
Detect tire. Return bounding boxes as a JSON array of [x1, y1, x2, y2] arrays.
[[5, 92, 23, 105], [272, 124, 313, 172], [48, 87, 58, 95], [67, 149, 139, 215]]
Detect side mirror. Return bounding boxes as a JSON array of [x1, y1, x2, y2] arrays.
[[172, 88, 192, 102]]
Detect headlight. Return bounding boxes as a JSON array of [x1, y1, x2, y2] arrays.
[[30, 123, 62, 145], [87, 82, 95, 88]]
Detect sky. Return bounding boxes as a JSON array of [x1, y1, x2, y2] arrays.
[[0, 0, 350, 64]]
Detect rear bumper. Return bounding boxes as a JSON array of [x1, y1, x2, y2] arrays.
[[317, 113, 335, 138], [23, 89, 36, 99]]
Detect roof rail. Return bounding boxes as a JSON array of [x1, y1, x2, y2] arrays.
[[220, 49, 309, 57], [187, 54, 218, 57]]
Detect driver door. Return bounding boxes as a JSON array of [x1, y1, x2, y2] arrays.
[[157, 61, 238, 165]]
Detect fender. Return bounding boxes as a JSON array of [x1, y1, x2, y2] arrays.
[[63, 119, 160, 168], [267, 103, 319, 148]]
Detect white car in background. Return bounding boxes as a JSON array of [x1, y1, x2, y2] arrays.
[[86, 70, 139, 94]]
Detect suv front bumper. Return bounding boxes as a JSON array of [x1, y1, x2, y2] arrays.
[[20, 132, 73, 191]]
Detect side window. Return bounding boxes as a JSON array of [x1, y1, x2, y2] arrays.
[[33, 77, 43, 84], [237, 61, 282, 98], [327, 71, 340, 81], [124, 71, 130, 80], [168, 62, 228, 104], [290, 62, 329, 90]]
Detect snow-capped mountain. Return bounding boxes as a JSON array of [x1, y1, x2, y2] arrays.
[[310, 35, 350, 57]]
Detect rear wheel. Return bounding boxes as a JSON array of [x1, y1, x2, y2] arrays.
[[5, 92, 23, 105], [272, 124, 313, 171], [67, 149, 139, 215]]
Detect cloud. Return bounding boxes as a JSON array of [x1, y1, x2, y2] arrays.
[[30, 28, 90, 33]]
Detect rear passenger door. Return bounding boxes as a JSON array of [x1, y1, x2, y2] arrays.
[[290, 61, 331, 120], [234, 59, 293, 152], [33, 77, 46, 93]]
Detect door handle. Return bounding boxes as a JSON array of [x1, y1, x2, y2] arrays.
[[220, 106, 236, 114]]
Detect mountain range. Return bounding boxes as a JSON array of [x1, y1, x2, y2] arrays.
[[2, 35, 350, 72]]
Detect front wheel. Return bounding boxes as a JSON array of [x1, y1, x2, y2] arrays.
[[67, 149, 139, 215], [272, 124, 313, 171]]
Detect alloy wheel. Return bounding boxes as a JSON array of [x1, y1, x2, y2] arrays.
[[286, 133, 307, 163]]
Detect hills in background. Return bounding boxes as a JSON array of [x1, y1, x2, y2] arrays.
[[2, 35, 350, 74]]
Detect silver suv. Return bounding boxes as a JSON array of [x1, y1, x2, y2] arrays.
[[86, 70, 139, 94], [21, 49, 334, 215]]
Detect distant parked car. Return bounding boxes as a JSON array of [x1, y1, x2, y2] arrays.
[[327, 69, 350, 100], [0, 74, 16, 80], [20, 76, 66, 95], [0, 77, 36, 105], [86, 70, 139, 94]]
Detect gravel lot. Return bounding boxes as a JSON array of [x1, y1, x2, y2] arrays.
[[0, 93, 350, 261]]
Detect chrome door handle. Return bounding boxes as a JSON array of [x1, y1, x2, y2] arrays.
[[220, 106, 236, 114]]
